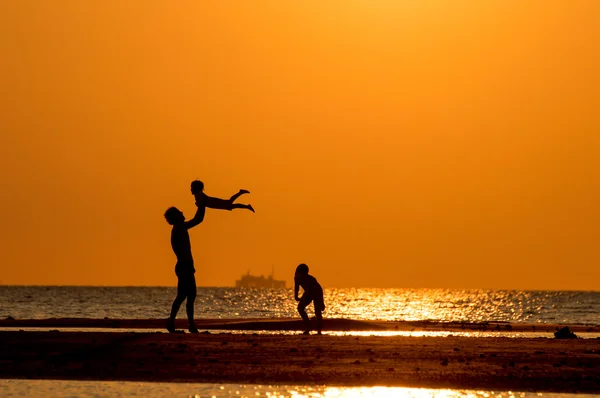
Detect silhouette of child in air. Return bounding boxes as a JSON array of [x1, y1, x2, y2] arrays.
[[191, 180, 255, 213], [294, 263, 325, 335]]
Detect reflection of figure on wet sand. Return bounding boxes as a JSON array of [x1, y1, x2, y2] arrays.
[[294, 263, 325, 335], [191, 180, 255, 213], [164, 205, 205, 333]]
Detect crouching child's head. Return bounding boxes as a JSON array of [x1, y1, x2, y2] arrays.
[[295, 263, 309, 277]]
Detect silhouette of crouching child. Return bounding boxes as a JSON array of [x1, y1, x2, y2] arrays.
[[191, 180, 254, 213], [294, 263, 325, 335]]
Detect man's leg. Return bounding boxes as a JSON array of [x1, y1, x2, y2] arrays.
[[297, 295, 312, 334], [186, 275, 199, 333], [168, 279, 187, 332]]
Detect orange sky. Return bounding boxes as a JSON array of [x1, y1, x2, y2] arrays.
[[1, 1, 599, 289]]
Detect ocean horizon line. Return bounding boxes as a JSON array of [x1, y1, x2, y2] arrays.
[[1, 284, 599, 292]]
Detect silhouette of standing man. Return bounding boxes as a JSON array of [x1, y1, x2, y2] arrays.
[[164, 204, 206, 333]]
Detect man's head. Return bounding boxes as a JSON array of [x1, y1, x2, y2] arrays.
[[295, 263, 309, 276], [190, 180, 204, 195], [164, 207, 185, 225]]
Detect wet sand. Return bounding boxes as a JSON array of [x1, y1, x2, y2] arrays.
[[1, 320, 600, 393], [2, 317, 600, 334]]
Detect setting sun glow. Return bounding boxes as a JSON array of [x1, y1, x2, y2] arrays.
[[1, 1, 598, 289]]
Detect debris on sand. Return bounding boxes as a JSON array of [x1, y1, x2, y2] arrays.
[[554, 326, 577, 339]]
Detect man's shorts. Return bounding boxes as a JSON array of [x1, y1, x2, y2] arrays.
[[177, 274, 197, 298]]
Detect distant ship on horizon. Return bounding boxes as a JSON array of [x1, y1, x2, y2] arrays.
[[235, 268, 286, 289]]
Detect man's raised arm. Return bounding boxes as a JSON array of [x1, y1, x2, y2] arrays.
[[184, 205, 206, 229]]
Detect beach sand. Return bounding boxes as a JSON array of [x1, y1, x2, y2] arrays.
[[1, 319, 600, 393]]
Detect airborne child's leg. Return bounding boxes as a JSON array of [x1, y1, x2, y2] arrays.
[[229, 189, 250, 203], [231, 203, 255, 213], [203, 193, 253, 212]]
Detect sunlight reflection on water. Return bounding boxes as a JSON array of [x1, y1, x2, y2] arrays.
[[1, 287, 599, 325], [1, 380, 596, 398]]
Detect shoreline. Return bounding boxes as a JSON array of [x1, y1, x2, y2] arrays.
[[2, 317, 600, 334], [1, 331, 599, 393]]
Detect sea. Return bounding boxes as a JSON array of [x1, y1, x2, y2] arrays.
[[1, 286, 599, 397], [1, 286, 599, 325]]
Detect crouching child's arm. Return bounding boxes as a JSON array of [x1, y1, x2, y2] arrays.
[[294, 276, 301, 301]]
